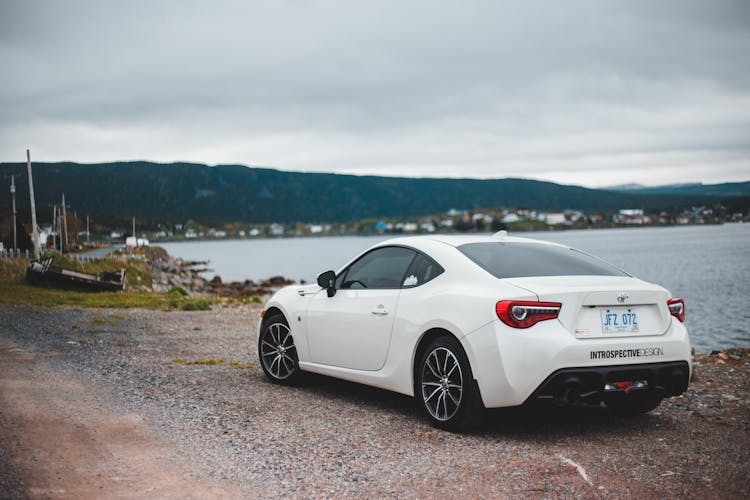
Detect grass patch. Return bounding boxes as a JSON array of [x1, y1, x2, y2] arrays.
[[174, 298, 213, 311], [0, 254, 215, 311], [89, 312, 126, 327], [50, 254, 155, 290], [238, 294, 264, 305], [0, 258, 30, 280], [0, 276, 216, 311], [171, 358, 254, 369], [230, 360, 254, 369], [173, 357, 225, 365]]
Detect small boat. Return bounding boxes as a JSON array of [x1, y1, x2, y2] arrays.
[[27, 257, 126, 292]]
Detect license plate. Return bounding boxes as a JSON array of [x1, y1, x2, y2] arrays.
[[600, 307, 640, 334]]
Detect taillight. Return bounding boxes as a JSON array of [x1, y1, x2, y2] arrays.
[[496, 300, 562, 329], [667, 298, 685, 323]]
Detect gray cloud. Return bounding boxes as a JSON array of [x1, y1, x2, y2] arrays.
[[1, 0, 749, 186]]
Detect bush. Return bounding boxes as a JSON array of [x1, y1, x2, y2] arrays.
[[167, 286, 189, 298], [177, 298, 213, 311]]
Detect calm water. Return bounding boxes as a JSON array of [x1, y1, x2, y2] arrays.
[[161, 224, 750, 352]]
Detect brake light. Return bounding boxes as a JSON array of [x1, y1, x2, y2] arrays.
[[496, 300, 562, 329], [667, 298, 685, 323]]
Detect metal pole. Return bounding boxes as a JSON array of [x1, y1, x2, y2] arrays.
[[62, 193, 68, 252], [26, 149, 41, 259], [52, 204, 57, 252], [10, 176, 17, 251], [132, 217, 135, 238], [86, 215, 90, 244]]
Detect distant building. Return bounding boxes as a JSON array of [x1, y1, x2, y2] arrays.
[[544, 213, 567, 225]]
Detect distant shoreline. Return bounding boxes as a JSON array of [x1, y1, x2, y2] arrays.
[[139, 221, 728, 245]]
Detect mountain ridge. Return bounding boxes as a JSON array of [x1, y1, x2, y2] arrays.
[[0, 161, 746, 223]]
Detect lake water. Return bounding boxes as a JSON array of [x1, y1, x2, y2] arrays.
[[161, 224, 750, 353]]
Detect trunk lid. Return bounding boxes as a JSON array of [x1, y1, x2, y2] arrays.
[[504, 276, 671, 338]]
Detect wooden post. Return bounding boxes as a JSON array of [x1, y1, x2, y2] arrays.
[[26, 149, 41, 259]]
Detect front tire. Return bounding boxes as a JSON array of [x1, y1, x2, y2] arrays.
[[258, 314, 301, 384], [417, 336, 484, 431]]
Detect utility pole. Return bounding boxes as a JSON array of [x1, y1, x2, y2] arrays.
[[86, 215, 90, 245], [9, 176, 17, 251], [52, 204, 58, 252], [26, 149, 41, 259], [61, 193, 68, 252]]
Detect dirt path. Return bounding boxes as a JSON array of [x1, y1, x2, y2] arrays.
[[0, 338, 243, 499], [1, 305, 749, 498]]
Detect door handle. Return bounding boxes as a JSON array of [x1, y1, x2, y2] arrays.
[[371, 307, 389, 316]]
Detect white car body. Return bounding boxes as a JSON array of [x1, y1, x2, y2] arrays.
[[259, 233, 691, 425]]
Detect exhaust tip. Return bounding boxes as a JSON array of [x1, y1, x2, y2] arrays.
[[554, 377, 582, 406]]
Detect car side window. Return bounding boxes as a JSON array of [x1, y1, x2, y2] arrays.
[[402, 253, 444, 288], [340, 247, 417, 290]]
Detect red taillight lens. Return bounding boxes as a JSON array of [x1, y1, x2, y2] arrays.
[[496, 300, 562, 329], [667, 298, 685, 323]]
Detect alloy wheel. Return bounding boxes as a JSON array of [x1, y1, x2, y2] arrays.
[[421, 347, 464, 421], [260, 321, 297, 380]]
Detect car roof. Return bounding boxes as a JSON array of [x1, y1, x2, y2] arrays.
[[374, 233, 566, 251]]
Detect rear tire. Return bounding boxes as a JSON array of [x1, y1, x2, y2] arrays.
[[258, 314, 301, 384], [606, 392, 663, 416], [416, 336, 484, 431]]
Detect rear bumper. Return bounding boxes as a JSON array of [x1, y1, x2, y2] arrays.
[[522, 360, 690, 406], [462, 318, 692, 408]]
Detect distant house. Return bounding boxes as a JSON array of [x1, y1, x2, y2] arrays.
[[544, 213, 567, 225]]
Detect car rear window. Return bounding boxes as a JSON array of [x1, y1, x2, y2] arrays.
[[457, 242, 629, 278]]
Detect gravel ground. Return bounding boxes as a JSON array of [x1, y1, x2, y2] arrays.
[[1, 303, 748, 498]]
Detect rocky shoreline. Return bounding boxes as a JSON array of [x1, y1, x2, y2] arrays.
[[141, 246, 295, 298]]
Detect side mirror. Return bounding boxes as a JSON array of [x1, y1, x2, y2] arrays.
[[316, 270, 337, 297]]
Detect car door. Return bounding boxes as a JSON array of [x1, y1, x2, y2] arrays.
[[305, 246, 417, 371]]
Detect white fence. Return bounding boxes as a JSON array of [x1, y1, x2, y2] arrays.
[[0, 250, 101, 261], [0, 249, 31, 259]]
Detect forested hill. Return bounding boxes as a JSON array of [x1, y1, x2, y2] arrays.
[[0, 161, 738, 223]]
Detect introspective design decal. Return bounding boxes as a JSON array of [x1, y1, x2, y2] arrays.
[[590, 347, 664, 360]]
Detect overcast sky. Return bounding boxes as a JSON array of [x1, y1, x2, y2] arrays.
[[1, 0, 748, 187]]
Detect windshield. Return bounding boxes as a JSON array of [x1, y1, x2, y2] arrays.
[[458, 242, 629, 278]]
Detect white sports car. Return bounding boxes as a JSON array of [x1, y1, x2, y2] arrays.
[[258, 233, 691, 430]]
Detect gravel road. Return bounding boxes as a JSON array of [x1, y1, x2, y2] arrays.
[[1, 304, 748, 498]]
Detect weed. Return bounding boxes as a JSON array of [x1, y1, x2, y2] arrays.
[[230, 360, 254, 369], [167, 286, 188, 298], [176, 299, 213, 311], [173, 357, 225, 365]]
